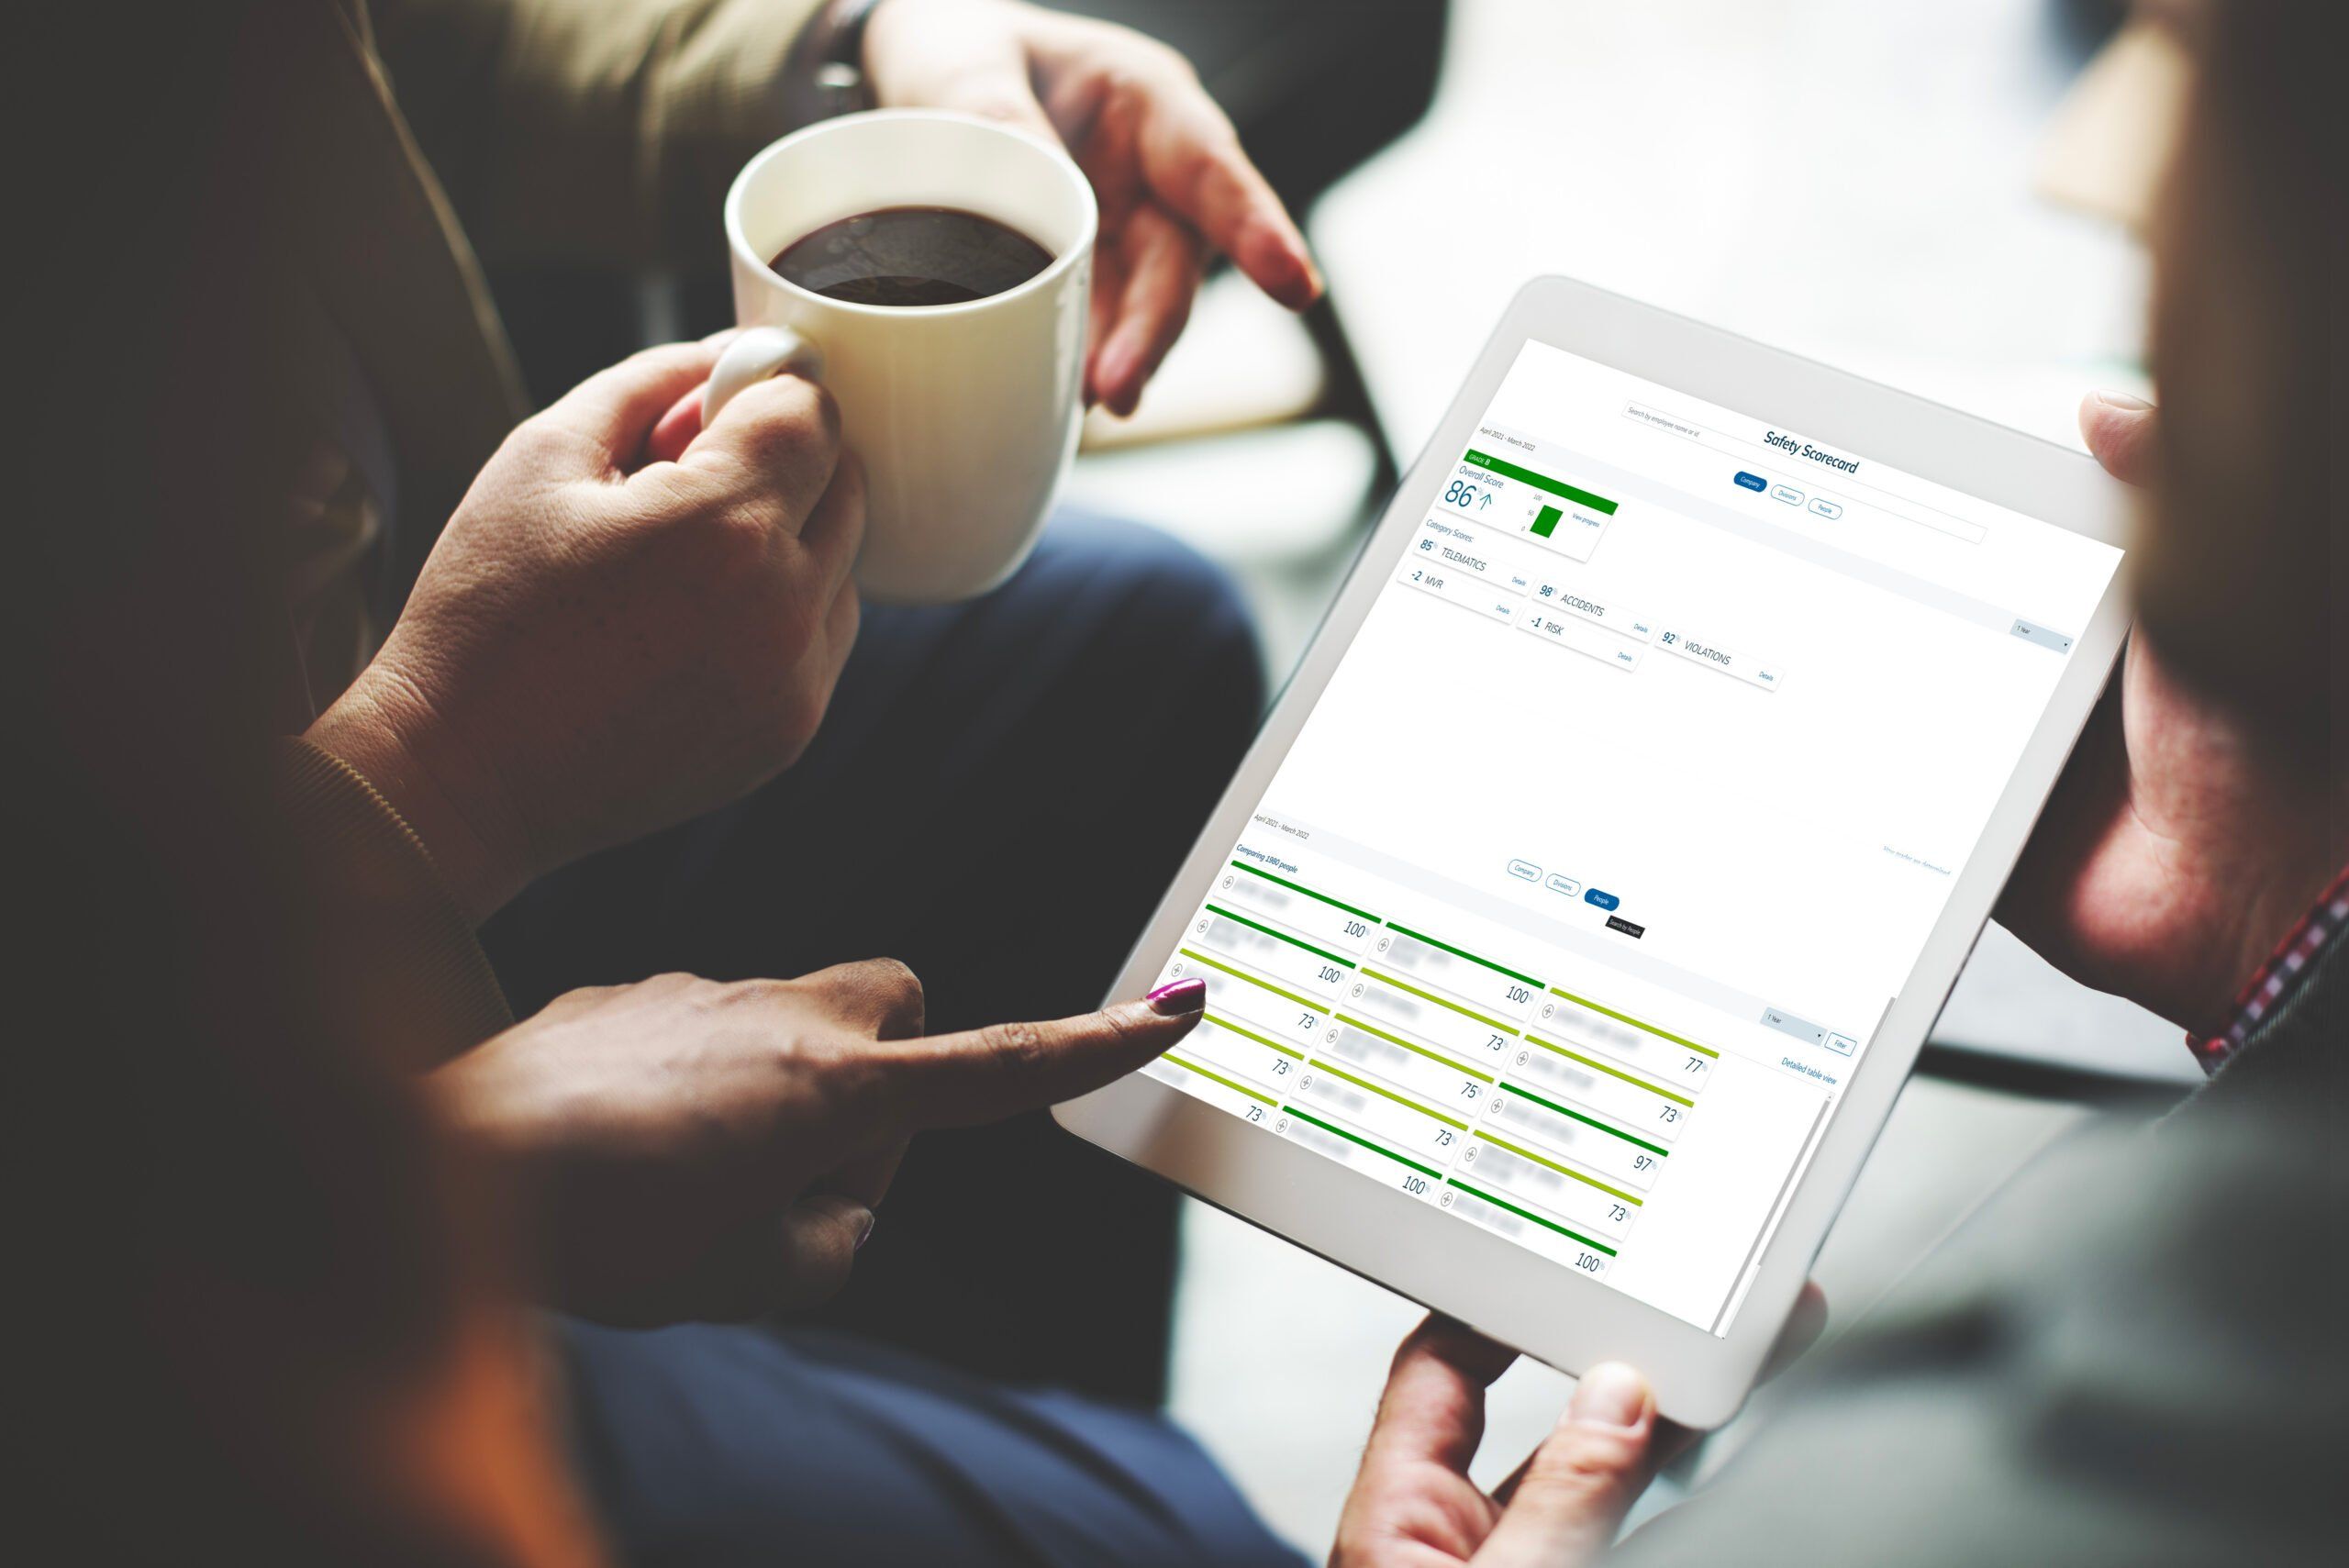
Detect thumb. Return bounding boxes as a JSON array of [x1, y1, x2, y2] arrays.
[[539, 339, 729, 472], [2079, 390, 2158, 488], [1477, 1363, 1658, 1568]]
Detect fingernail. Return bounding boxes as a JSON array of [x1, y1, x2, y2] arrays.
[[852, 1209, 877, 1251], [1566, 1362, 1650, 1429], [1147, 978, 1208, 1016], [2092, 390, 2152, 411]]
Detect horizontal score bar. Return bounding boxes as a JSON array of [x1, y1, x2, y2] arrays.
[[1536, 991, 1715, 1089], [1357, 969, 1524, 1054], [1323, 1021, 1495, 1106], [1485, 1085, 1664, 1192], [1512, 1038, 1688, 1142], [1445, 1180, 1618, 1264], [1174, 949, 1328, 1048], [1204, 903, 1354, 968], [1293, 1070, 1470, 1171], [1146, 1056, 1275, 1123], [1463, 449, 1620, 515], [1183, 1017, 1302, 1095], [1193, 913, 1352, 1002], [1227, 859, 1383, 923], [1458, 1138, 1638, 1243], [1213, 870, 1377, 955], [1370, 930, 1542, 1022], [1280, 1106, 1445, 1191], [1156, 1051, 1275, 1106]]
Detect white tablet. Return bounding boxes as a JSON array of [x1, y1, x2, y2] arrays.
[[1055, 276, 2132, 1426]]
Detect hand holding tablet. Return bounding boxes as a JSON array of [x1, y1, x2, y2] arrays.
[[1059, 277, 2132, 1426]]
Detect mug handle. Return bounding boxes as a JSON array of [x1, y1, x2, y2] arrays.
[[702, 325, 828, 426]]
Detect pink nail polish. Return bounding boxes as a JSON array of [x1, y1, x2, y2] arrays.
[[1147, 978, 1208, 1016]]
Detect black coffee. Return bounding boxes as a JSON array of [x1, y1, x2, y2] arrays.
[[773, 206, 1053, 307]]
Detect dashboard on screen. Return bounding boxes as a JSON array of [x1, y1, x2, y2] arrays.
[[1136, 339, 2123, 1334]]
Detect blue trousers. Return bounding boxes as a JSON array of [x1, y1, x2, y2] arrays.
[[486, 516, 1297, 1564], [558, 1321, 1301, 1568]]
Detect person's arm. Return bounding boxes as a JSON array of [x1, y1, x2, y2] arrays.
[[372, 0, 1321, 410], [431, 965, 1212, 1323], [304, 335, 866, 931], [275, 737, 516, 1073], [369, 0, 825, 269]]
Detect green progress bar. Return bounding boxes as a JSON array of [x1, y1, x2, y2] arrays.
[[1181, 949, 1321, 1015], [1204, 904, 1355, 968], [1524, 1034, 1694, 1107], [1547, 984, 1720, 1059], [1202, 1013, 1302, 1058], [1333, 1013, 1494, 1084], [1500, 1079, 1669, 1158], [1384, 923, 1543, 989], [1463, 450, 1620, 515], [1309, 1059, 1468, 1129], [1531, 504, 1563, 539], [1362, 967, 1517, 1037], [1448, 1179, 1619, 1253], [1160, 1052, 1275, 1105], [1282, 1106, 1441, 1179], [1475, 1129, 1641, 1206], [1230, 861, 1382, 923]]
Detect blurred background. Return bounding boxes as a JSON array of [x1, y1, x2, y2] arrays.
[[493, 0, 2192, 1553]]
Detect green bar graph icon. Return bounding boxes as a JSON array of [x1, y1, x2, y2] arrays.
[[1531, 505, 1564, 538]]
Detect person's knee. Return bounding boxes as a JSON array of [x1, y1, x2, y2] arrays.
[[1065, 515, 1265, 733]]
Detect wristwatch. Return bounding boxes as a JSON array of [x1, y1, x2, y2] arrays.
[[782, 0, 888, 128]]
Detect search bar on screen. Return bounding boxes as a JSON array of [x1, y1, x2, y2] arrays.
[[1622, 402, 1987, 545]]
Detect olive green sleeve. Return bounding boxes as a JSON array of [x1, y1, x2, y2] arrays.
[[369, 0, 826, 269]]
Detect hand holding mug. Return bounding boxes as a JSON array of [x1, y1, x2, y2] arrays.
[[307, 337, 861, 925], [860, 0, 1323, 412]]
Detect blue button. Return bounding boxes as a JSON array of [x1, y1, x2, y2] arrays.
[[1584, 887, 1620, 911], [1733, 472, 1766, 493]]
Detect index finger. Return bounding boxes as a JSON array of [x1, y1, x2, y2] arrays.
[[865, 983, 1206, 1130], [647, 372, 843, 533], [545, 339, 729, 471], [1139, 95, 1321, 310]]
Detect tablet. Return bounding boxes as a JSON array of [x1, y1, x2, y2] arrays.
[[1055, 276, 2132, 1426]]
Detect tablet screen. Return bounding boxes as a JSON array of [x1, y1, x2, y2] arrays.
[[1142, 339, 2124, 1333]]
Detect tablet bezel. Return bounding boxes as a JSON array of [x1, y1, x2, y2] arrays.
[[1054, 274, 2133, 1427]]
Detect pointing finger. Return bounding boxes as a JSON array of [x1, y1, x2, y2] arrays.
[[869, 980, 1207, 1130]]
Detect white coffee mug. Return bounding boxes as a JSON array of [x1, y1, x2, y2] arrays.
[[707, 110, 1097, 604]]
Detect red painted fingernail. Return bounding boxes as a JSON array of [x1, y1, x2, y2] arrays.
[[1147, 978, 1208, 1016]]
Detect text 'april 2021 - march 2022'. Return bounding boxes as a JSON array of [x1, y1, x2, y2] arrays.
[[1141, 340, 2123, 1336]]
